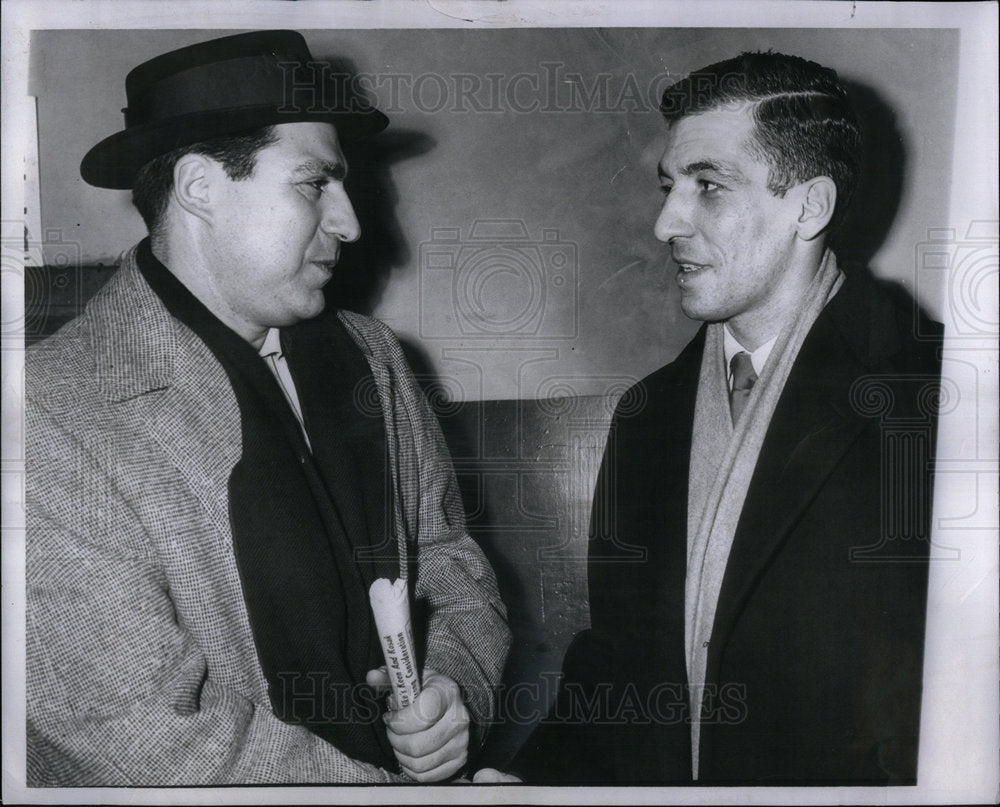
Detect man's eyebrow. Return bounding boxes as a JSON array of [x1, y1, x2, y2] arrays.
[[658, 159, 747, 184], [293, 160, 347, 180], [679, 160, 746, 183]]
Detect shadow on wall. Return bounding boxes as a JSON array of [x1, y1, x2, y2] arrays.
[[328, 127, 435, 314], [403, 324, 605, 768], [321, 55, 436, 316], [833, 79, 941, 329], [830, 79, 906, 271]]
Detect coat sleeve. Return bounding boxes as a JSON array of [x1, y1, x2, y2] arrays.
[[26, 400, 403, 786], [355, 314, 512, 748]]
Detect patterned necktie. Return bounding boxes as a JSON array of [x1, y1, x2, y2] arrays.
[[729, 351, 758, 425]]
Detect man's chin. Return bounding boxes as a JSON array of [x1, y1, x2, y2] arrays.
[[304, 287, 331, 314], [679, 299, 714, 323], [273, 296, 328, 328]]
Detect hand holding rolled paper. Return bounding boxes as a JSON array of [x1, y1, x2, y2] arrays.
[[369, 577, 422, 709], [368, 578, 470, 781]]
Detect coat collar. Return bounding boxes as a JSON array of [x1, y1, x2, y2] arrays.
[[87, 242, 385, 404], [82, 243, 389, 553], [824, 266, 905, 374], [89, 244, 177, 403]]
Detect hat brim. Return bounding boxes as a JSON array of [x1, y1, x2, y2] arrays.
[[80, 104, 389, 189]]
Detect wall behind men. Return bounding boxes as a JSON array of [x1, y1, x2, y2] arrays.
[[30, 27, 958, 400]]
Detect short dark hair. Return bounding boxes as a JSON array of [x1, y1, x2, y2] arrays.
[[131, 125, 279, 236], [660, 51, 863, 232]]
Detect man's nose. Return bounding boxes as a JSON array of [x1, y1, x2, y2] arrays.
[[653, 190, 694, 244], [320, 184, 361, 243]]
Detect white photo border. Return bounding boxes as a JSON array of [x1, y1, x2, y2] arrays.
[[3, 2, 997, 805]]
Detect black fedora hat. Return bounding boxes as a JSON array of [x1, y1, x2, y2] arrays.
[[81, 30, 389, 189]]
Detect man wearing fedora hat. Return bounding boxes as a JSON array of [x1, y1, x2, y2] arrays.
[[26, 30, 510, 786]]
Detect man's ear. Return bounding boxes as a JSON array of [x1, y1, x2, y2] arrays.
[[172, 154, 215, 224], [791, 176, 837, 241]]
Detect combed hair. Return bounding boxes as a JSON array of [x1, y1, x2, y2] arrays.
[[132, 126, 279, 236], [660, 51, 863, 232]]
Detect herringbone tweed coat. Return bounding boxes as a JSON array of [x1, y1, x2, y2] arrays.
[[26, 245, 511, 785]]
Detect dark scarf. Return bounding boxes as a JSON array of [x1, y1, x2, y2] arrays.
[[137, 239, 399, 769]]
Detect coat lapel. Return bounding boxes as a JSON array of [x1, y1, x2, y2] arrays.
[[706, 271, 892, 673], [606, 330, 704, 668], [89, 251, 242, 548], [653, 327, 706, 627], [141, 334, 242, 546]]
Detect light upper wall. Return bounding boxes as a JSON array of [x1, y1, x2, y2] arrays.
[[31, 27, 959, 399]]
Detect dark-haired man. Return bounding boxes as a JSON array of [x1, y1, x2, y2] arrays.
[[26, 31, 509, 785], [481, 51, 941, 785]]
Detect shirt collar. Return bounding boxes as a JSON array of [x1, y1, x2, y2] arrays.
[[259, 327, 283, 359], [723, 324, 777, 379]]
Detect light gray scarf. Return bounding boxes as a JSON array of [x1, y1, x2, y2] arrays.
[[685, 250, 843, 779]]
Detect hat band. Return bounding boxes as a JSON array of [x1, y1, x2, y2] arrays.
[[124, 54, 332, 127]]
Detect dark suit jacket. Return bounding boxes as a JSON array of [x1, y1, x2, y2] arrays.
[[513, 267, 942, 784]]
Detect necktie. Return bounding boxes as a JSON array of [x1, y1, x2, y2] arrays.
[[729, 351, 758, 425]]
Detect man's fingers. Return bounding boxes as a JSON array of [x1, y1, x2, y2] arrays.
[[473, 767, 523, 784], [401, 756, 466, 783], [384, 682, 449, 735], [396, 733, 469, 782], [365, 667, 396, 709], [392, 728, 469, 778], [365, 666, 390, 689], [381, 669, 470, 775], [385, 700, 467, 757]]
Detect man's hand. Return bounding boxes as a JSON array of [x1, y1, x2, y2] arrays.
[[366, 666, 470, 782], [472, 767, 523, 783]]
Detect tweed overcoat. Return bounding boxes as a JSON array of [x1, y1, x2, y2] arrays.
[[26, 246, 511, 785], [513, 266, 942, 784]]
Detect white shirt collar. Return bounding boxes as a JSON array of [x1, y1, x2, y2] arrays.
[[723, 325, 777, 383], [258, 327, 283, 359]]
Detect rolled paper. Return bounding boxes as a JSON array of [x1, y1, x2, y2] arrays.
[[368, 577, 422, 709]]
